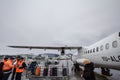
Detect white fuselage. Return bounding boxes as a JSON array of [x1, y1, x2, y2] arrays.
[[78, 32, 120, 70]]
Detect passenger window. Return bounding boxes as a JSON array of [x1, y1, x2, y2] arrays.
[[96, 47, 99, 52], [119, 32, 120, 37], [112, 41, 117, 48], [88, 50, 89, 53], [105, 43, 109, 49], [100, 45, 103, 51], [90, 49, 92, 53], [93, 48, 95, 53]]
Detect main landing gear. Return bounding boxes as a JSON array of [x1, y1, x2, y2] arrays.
[[101, 67, 112, 76]]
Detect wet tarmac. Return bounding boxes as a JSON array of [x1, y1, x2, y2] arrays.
[[69, 70, 108, 80], [8, 59, 109, 80], [8, 70, 108, 80], [95, 68, 120, 80]]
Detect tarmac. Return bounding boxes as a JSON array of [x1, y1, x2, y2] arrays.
[[8, 70, 108, 80], [69, 71, 108, 80], [8, 59, 108, 80]]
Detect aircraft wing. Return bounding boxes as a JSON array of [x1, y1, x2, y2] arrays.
[[8, 46, 82, 50]]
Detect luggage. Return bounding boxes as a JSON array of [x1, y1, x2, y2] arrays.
[[35, 66, 41, 76], [62, 68, 67, 76], [50, 68, 53, 76], [53, 67, 57, 76], [43, 68, 48, 76]]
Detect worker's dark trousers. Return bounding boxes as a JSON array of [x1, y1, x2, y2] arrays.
[[84, 78, 89, 80], [15, 72, 22, 80], [0, 73, 3, 80], [11, 68, 16, 80], [2, 73, 11, 80]]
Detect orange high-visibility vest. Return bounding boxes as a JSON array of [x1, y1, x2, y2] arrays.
[[3, 59, 7, 63], [16, 61, 24, 73], [3, 59, 13, 71]]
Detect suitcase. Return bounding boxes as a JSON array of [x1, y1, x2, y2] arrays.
[[53, 67, 57, 76], [35, 66, 41, 76], [50, 68, 53, 76], [62, 68, 67, 76], [43, 68, 48, 76]]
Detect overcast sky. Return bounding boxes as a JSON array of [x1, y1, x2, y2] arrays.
[[0, 0, 120, 55]]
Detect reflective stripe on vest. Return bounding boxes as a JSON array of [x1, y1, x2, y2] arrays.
[[16, 61, 24, 73]]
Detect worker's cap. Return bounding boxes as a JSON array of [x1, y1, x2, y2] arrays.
[[83, 59, 90, 65]]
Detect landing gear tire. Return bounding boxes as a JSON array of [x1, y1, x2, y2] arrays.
[[101, 67, 112, 76]]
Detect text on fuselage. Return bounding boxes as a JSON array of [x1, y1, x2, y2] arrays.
[[102, 55, 120, 62]]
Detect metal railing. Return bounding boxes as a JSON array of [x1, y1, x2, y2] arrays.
[[26, 65, 69, 80]]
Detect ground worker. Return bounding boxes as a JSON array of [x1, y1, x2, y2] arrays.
[[0, 62, 4, 80], [11, 55, 21, 80], [15, 57, 27, 80], [2, 57, 14, 80], [0, 57, 8, 80], [82, 60, 96, 80], [74, 61, 81, 73]]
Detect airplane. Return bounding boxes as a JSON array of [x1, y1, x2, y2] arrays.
[[35, 53, 60, 64], [8, 32, 120, 76]]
